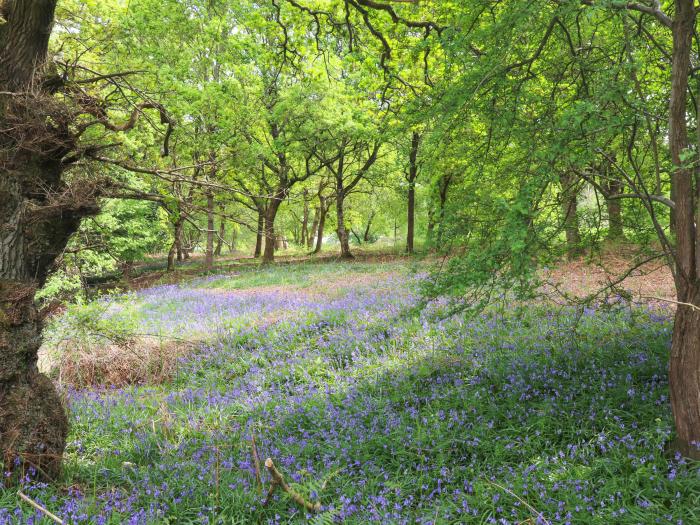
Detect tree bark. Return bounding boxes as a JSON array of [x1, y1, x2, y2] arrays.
[[0, 1, 58, 91], [0, 0, 92, 482], [0, 171, 83, 482], [406, 131, 420, 254], [668, 0, 700, 453]]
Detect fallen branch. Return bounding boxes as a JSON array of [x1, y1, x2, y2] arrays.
[[262, 458, 321, 513], [17, 492, 65, 525]]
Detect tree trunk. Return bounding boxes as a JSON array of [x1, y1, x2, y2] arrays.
[[426, 204, 436, 249], [0, 170, 83, 482], [308, 207, 319, 250], [205, 192, 215, 270], [0, 0, 90, 482], [364, 212, 375, 243], [668, 0, 700, 454], [262, 195, 283, 264], [314, 198, 327, 254], [436, 175, 451, 250], [336, 192, 353, 259], [214, 211, 225, 257], [168, 216, 184, 271], [670, 294, 700, 457], [559, 173, 581, 260], [167, 240, 177, 271], [301, 190, 309, 246], [254, 208, 264, 258], [406, 131, 420, 255], [229, 228, 237, 253], [605, 179, 625, 241], [175, 221, 184, 262]]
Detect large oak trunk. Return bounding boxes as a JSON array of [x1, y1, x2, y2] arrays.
[[0, 161, 90, 481], [0, 0, 88, 481]]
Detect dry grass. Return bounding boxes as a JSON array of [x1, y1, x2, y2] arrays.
[[39, 336, 195, 390]]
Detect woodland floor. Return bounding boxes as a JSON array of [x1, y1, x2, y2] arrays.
[[3, 254, 698, 524]]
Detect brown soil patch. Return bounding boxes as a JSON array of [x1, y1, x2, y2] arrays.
[[541, 252, 675, 308]]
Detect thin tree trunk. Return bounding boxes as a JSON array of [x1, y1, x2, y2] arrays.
[[176, 221, 184, 261], [436, 175, 452, 250], [214, 211, 225, 257], [668, 0, 700, 454], [301, 190, 309, 246], [205, 191, 215, 270], [229, 228, 237, 253], [336, 191, 353, 259], [167, 217, 183, 271], [426, 204, 436, 249], [364, 212, 375, 243], [254, 208, 264, 258], [406, 131, 420, 255], [167, 241, 177, 271], [314, 198, 327, 254], [308, 207, 319, 250]]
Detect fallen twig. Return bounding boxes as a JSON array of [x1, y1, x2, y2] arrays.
[[18, 491, 65, 525], [645, 295, 700, 312], [485, 480, 550, 525], [262, 458, 321, 513], [251, 433, 262, 490]]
